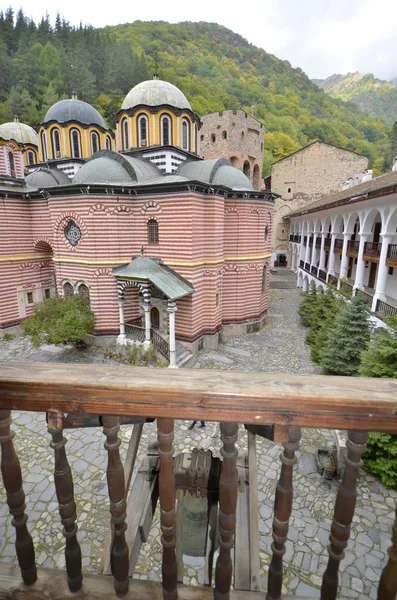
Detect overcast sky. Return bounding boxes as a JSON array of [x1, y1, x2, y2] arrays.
[[7, 0, 397, 81]]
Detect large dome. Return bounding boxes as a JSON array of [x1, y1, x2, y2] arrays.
[[44, 97, 108, 130], [73, 151, 162, 185], [0, 119, 38, 146], [121, 78, 191, 111], [26, 167, 70, 187]]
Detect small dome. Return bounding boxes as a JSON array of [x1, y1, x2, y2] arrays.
[[176, 158, 254, 191], [26, 167, 70, 187], [212, 165, 254, 191], [0, 119, 38, 146], [73, 151, 162, 185], [44, 97, 108, 130], [122, 78, 191, 111]]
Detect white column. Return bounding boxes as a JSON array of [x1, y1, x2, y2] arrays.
[[304, 233, 311, 265], [327, 233, 338, 279], [353, 233, 370, 292], [319, 233, 326, 270], [167, 301, 178, 369], [339, 233, 352, 280], [117, 300, 127, 345], [372, 234, 393, 311], [311, 232, 319, 269], [143, 302, 151, 349]]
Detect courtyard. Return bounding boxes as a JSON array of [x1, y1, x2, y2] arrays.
[[0, 285, 395, 599]]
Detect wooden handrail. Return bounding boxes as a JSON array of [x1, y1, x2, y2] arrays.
[[1, 361, 397, 431]]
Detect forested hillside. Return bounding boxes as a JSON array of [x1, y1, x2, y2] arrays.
[[314, 72, 397, 126], [0, 9, 394, 174]]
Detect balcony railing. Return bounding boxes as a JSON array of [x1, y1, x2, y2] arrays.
[[315, 237, 321, 248], [289, 234, 294, 241], [125, 323, 146, 343], [357, 289, 373, 307], [318, 269, 327, 282], [334, 239, 343, 250], [152, 329, 170, 360], [347, 240, 360, 254], [364, 242, 382, 258], [328, 274, 338, 286], [293, 234, 300, 243], [0, 362, 396, 600], [128, 316, 144, 328], [299, 259, 304, 268], [311, 265, 317, 275], [375, 299, 397, 320], [324, 238, 331, 248], [387, 244, 397, 262], [304, 262, 310, 271]]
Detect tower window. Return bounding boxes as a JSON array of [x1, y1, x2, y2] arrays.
[[8, 151, 16, 178], [138, 114, 149, 147], [222, 130, 227, 139], [211, 133, 216, 143], [51, 128, 61, 158], [122, 118, 129, 150], [182, 118, 190, 151], [27, 150, 36, 165], [105, 135, 111, 150], [147, 219, 159, 244], [91, 131, 100, 154], [70, 129, 81, 158], [200, 134, 204, 142], [27, 291, 34, 304], [41, 131, 47, 161], [161, 115, 172, 146]]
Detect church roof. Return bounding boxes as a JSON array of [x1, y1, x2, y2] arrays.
[[43, 97, 108, 129], [0, 119, 38, 146], [26, 167, 70, 187], [112, 256, 194, 300], [121, 78, 191, 111]]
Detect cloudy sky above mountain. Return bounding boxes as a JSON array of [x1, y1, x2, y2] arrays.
[[9, 0, 397, 81]]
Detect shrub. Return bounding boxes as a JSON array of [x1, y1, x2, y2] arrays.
[[2, 333, 13, 341], [21, 296, 95, 348], [298, 282, 318, 327], [320, 294, 371, 375], [363, 432, 397, 489], [305, 288, 341, 363]]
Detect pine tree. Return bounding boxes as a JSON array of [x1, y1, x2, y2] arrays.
[[359, 316, 397, 378], [305, 288, 341, 363], [298, 281, 318, 327], [320, 294, 371, 376]]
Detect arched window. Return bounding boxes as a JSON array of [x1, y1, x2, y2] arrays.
[[8, 152, 16, 178], [27, 150, 36, 165], [211, 133, 216, 143], [122, 118, 129, 150], [182, 118, 190, 151], [63, 282, 74, 297], [161, 115, 172, 146], [51, 128, 61, 159], [78, 283, 89, 305], [91, 131, 100, 154], [264, 225, 269, 242], [243, 160, 250, 179], [147, 219, 159, 244], [262, 265, 267, 294], [138, 114, 149, 147], [70, 129, 81, 158], [222, 130, 227, 140], [253, 164, 260, 190], [41, 131, 47, 161], [105, 135, 111, 150]]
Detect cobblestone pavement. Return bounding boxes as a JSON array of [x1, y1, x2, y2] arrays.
[[0, 287, 395, 600]]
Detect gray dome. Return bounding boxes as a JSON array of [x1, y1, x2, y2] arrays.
[[73, 151, 162, 185], [122, 79, 191, 111], [176, 158, 254, 191], [44, 98, 108, 129], [0, 119, 38, 146], [26, 167, 70, 187]]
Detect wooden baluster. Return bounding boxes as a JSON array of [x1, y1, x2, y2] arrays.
[[102, 415, 129, 596], [214, 422, 238, 600], [321, 430, 368, 600], [377, 503, 397, 600], [158, 418, 177, 600], [48, 409, 82, 592], [267, 425, 301, 600], [0, 409, 36, 585]]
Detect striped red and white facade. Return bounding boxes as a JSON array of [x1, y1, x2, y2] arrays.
[[0, 184, 273, 351]]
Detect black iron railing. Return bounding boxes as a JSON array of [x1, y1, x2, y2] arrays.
[[347, 240, 360, 253], [152, 329, 170, 360], [128, 316, 144, 328], [375, 299, 397, 320], [305, 262, 310, 271], [318, 269, 327, 282], [125, 324, 146, 343], [311, 265, 317, 275], [364, 242, 382, 258]]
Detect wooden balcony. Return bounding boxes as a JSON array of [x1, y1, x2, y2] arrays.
[[386, 244, 397, 268], [318, 269, 327, 282], [324, 238, 331, 249], [346, 240, 360, 257], [333, 239, 343, 253], [363, 242, 382, 263], [0, 361, 396, 600]]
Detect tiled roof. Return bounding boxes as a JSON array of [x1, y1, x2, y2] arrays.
[[285, 171, 397, 218]]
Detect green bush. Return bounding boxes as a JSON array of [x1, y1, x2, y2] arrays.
[[320, 294, 371, 375], [21, 296, 95, 348], [363, 432, 397, 489], [2, 333, 13, 341], [305, 288, 342, 363], [298, 282, 318, 327]]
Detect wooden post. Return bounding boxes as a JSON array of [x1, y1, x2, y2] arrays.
[[267, 426, 301, 600], [47, 409, 82, 592], [321, 430, 368, 600], [377, 504, 397, 600], [102, 415, 129, 596], [214, 422, 238, 600], [0, 410, 36, 585], [158, 418, 177, 600]]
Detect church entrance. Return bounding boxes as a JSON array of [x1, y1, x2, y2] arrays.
[[151, 307, 160, 329]]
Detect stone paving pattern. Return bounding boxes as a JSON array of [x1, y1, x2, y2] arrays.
[[0, 282, 396, 599]]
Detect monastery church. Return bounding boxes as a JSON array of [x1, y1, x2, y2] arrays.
[[0, 76, 274, 366]]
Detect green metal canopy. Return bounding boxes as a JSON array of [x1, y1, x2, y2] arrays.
[[112, 256, 194, 301]]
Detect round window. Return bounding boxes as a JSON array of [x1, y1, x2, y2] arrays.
[[64, 220, 81, 246]]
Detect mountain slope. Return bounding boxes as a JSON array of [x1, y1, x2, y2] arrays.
[[314, 72, 397, 126]]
